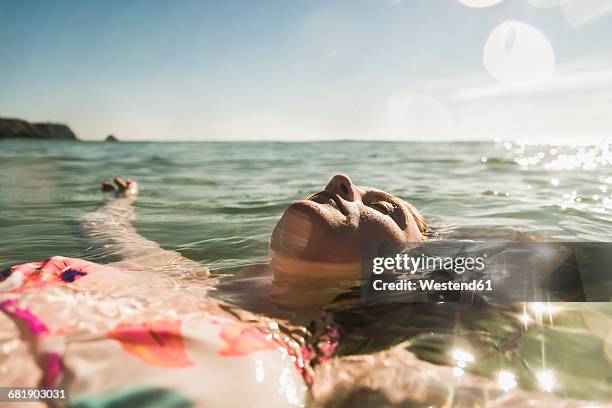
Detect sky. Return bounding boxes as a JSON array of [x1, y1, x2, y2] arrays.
[[1, 0, 612, 141]]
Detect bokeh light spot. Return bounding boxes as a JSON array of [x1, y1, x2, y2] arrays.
[[483, 21, 555, 85], [458, 0, 504, 7]]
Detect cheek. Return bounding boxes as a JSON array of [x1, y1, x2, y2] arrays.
[[358, 211, 408, 248]]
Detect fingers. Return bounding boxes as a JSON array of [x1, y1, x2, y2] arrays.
[[113, 176, 129, 190], [101, 176, 138, 197], [101, 180, 116, 192]]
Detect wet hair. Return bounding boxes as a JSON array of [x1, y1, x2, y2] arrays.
[[403, 201, 428, 236]]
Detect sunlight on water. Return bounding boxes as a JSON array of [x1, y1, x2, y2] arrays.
[[537, 369, 556, 392], [520, 311, 531, 330], [509, 140, 612, 216], [451, 348, 475, 366], [483, 21, 555, 85], [1, 140, 611, 403], [497, 370, 517, 391]]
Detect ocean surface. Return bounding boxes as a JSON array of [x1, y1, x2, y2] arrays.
[[2, 139, 611, 268], [1, 139, 611, 402]]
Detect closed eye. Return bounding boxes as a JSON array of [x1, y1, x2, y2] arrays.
[[364, 192, 409, 230], [367, 200, 395, 215]]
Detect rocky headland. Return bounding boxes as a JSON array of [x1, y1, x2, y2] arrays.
[[0, 117, 78, 140]]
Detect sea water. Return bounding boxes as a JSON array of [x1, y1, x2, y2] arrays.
[[1, 139, 611, 402]]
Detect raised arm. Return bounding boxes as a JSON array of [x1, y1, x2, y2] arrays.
[[81, 177, 207, 274]]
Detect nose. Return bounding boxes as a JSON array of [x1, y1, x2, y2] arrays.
[[325, 173, 358, 201]]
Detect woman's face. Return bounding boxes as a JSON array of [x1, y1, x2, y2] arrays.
[[271, 174, 424, 263]]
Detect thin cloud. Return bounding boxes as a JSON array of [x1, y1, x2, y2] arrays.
[[452, 57, 612, 100]]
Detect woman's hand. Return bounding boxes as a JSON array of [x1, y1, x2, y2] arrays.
[[101, 176, 139, 198]]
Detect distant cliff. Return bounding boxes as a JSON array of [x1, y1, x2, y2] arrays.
[[0, 118, 78, 140]]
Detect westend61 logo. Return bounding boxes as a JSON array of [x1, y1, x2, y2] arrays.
[[372, 253, 486, 275], [365, 242, 612, 302], [367, 253, 492, 296]]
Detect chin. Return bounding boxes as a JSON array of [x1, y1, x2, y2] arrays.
[[271, 202, 359, 262]]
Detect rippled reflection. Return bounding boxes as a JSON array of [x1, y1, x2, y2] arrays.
[[509, 140, 612, 215], [2, 140, 611, 404]]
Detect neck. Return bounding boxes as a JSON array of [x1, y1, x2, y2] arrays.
[[268, 249, 363, 283]]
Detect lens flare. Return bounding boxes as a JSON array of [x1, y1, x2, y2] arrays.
[[483, 21, 555, 85], [520, 313, 531, 329]]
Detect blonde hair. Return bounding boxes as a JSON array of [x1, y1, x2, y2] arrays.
[[403, 200, 428, 236]]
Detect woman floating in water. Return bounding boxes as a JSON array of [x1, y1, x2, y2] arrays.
[[0, 174, 591, 407]]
